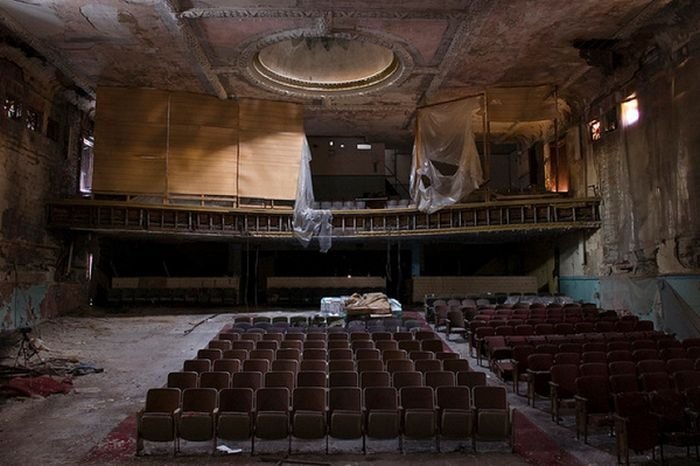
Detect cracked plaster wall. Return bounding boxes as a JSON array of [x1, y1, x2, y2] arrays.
[[558, 17, 700, 328], [590, 50, 700, 276], [0, 47, 88, 330]]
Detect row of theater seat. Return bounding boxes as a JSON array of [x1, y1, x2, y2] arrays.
[[608, 388, 700, 465], [430, 300, 599, 323], [167, 366, 489, 393], [228, 317, 423, 334], [137, 320, 510, 456], [211, 333, 449, 350], [433, 298, 597, 309], [549, 368, 700, 464], [481, 333, 695, 375], [137, 384, 509, 456], [176, 325, 472, 391], [518, 356, 700, 406], [469, 318, 654, 336], [500, 345, 700, 464]]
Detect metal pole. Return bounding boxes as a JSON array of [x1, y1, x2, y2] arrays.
[[484, 90, 491, 183], [554, 86, 560, 192]]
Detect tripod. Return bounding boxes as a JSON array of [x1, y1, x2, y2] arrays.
[[14, 327, 43, 368]]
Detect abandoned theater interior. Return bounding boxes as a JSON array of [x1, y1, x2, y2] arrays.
[[0, 1, 699, 465]]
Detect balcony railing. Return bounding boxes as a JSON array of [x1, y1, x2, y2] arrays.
[[47, 197, 601, 240]]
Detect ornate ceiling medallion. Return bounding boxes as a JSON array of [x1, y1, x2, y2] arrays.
[[240, 30, 413, 98]]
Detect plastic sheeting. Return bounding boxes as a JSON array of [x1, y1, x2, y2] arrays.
[[292, 137, 333, 252], [599, 276, 700, 339], [409, 97, 484, 213]]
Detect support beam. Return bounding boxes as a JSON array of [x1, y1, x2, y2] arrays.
[[158, 1, 228, 99]]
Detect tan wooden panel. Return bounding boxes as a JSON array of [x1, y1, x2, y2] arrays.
[[168, 125, 238, 195], [92, 154, 166, 193], [239, 99, 304, 132], [93, 87, 168, 194], [96, 123, 167, 156], [113, 277, 240, 289], [95, 87, 169, 124], [412, 276, 538, 302], [267, 277, 386, 289], [170, 92, 238, 128], [238, 99, 304, 200], [112, 278, 140, 289]]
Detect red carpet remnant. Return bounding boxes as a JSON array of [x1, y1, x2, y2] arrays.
[[82, 415, 136, 463], [512, 410, 584, 466], [2, 375, 72, 397]]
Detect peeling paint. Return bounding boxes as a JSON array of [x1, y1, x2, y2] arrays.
[[0, 283, 48, 330], [0, 283, 83, 331]]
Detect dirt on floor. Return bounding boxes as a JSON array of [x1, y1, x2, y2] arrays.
[[0, 308, 525, 466]]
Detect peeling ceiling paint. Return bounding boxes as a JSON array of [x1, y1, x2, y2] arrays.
[[0, 0, 677, 149]]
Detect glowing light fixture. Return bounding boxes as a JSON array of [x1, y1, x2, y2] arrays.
[[589, 119, 601, 141], [621, 96, 639, 127]]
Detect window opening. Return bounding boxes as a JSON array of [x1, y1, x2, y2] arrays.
[[26, 108, 41, 132], [3, 97, 22, 120], [79, 136, 94, 194]]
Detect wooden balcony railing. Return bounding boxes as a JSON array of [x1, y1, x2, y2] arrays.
[[47, 197, 601, 240]]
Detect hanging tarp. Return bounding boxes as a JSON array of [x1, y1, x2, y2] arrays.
[[409, 97, 484, 213], [292, 137, 332, 252]]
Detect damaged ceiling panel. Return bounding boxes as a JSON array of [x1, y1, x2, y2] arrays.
[[0, 0, 677, 146]]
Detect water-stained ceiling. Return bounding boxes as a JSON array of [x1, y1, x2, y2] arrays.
[[0, 0, 676, 148]]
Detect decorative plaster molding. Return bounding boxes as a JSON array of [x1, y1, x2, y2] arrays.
[[159, 1, 227, 99], [424, 0, 494, 96], [180, 7, 465, 21], [235, 27, 416, 99]]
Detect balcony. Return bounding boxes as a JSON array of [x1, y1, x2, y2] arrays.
[[47, 196, 601, 241]]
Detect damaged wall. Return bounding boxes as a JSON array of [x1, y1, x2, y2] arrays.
[[0, 44, 88, 330], [558, 7, 700, 332], [588, 38, 700, 275]]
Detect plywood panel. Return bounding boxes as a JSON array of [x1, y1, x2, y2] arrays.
[[238, 99, 304, 200], [93, 87, 168, 194], [170, 92, 238, 128], [168, 125, 238, 195], [96, 87, 170, 124], [239, 99, 303, 132], [93, 89, 302, 199], [267, 277, 386, 289], [411, 276, 538, 302], [112, 276, 240, 289]]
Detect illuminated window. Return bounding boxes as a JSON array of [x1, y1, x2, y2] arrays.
[[3, 97, 22, 120], [357, 143, 372, 150], [621, 96, 639, 127], [26, 108, 41, 132], [589, 119, 601, 141]]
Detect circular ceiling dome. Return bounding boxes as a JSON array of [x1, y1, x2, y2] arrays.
[[253, 37, 399, 92]]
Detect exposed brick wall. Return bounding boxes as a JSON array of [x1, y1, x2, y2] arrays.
[[0, 51, 89, 330], [580, 40, 700, 275]]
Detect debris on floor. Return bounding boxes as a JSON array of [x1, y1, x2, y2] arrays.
[[1, 375, 72, 398], [215, 444, 242, 454]]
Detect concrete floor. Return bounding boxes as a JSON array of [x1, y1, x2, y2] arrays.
[[0, 307, 696, 465]]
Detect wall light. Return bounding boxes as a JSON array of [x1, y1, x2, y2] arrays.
[[621, 96, 639, 127], [589, 119, 601, 141]]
